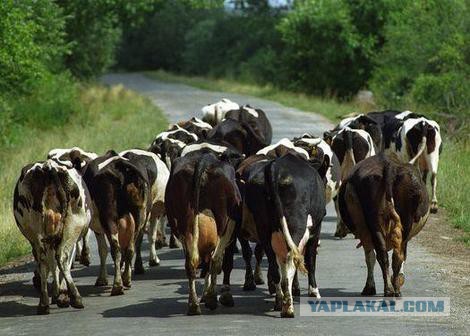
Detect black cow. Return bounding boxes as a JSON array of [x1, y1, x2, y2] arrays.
[[225, 105, 273, 146], [82, 151, 150, 295], [170, 117, 213, 139], [236, 153, 326, 317]]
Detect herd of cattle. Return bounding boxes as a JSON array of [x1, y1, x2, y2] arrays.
[[13, 98, 442, 317]]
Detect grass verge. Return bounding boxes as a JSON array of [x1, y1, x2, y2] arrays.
[[147, 70, 469, 245], [0, 84, 167, 266]]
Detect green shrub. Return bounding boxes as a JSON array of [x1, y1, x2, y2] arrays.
[[370, 0, 469, 116]]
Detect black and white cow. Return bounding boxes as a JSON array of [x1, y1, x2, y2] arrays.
[[225, 105, 273, 146], [149, 126, 198, 170], [47, 147, 98, 267], [13, 160, 92, 314], [335, 114, 383, 151], [170, 117, 213, 139], [391, 117, 442, 213], [201, 98, 239, 126], [165, 150, 241, 315], [236, 153, 326, 317], [82, 152, 150, 295], [119, 149, 170, 270]]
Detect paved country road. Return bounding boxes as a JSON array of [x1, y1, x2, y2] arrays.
[[0, 73, 467, 335]]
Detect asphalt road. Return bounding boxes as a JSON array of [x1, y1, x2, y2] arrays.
[[0, 73, 466, 335]]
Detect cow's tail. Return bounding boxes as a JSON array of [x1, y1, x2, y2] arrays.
[[409, 122, 427, 165], [266, 161, 308, 274], [382, 162, 403, 259], [190, 156, 211, 269], [340, 129, 356, 180]]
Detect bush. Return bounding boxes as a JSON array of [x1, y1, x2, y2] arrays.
[[370, 0, 469, 116], [277, 0, 375, 97], [0, 0, 67, 95]]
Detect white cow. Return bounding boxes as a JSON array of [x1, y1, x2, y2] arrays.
[[201, 98, 239, 125]]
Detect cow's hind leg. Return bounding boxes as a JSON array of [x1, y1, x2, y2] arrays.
[[56, 243, 84, 309], [220, 239, 235, 307], [80, 230, 91, 267], [148, 215, 161, 267], [278, 255, 296, 318], [50, 252, 69, 308], [109, 234, 124, 296], [185, 255, 200, 315], [240, 238, 256, 291], [205, 220, 235, 311], [361, 248, 377, 295], [372, 235, 394, 297], [392, 243, 406, 297], [265, 245, 282, 311], [133, 229, 145, 275], [305, 238, 321, 298], [95, 232, 109, 286], [430, 172, 438, 213], [254, 243, 265, 285], [37, 251, 50, 315]]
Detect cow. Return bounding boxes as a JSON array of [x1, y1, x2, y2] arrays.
[[292, 134, 341, 204], [148, 126, 198, 170], [82, 152, 150, 295], [225, 105, 273, 147], [47, 147, 98, 267], [170, 117, 213, 139], [236, 153, 326, 317], [201, 98, 239, 125], [13, 160, 91, 314], [324, 127, 376, 238], [337, 153, 429, 297], [207, 118, 270, 156], [391, 117, 442, 213], [365, 110, 424, 150], [119, 149, 170, 270], [336, 114, 383, 151], [165, 150, 241, 315]]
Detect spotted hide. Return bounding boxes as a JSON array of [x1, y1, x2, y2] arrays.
[[13, 160, 91, 314]]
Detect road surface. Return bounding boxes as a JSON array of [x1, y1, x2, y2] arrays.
[[0, 73, 466, 335]]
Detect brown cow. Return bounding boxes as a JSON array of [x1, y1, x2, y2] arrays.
[[165, 150, 241, 315], [338, 153, 429, 297]]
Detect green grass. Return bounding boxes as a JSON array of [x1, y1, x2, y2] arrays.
[[0, 84, 167, 266], [147, 70, 377, 121], [147, 70, 470, 245]]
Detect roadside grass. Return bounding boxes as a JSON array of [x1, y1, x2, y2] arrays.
[[147, 70, 470, 245], [0, 84, 167, 266]]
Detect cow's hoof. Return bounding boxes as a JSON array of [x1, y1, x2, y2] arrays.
[[204, 294, 218, 310], [56, 293, 70, 308], [155, 239, 166, 250], [95, 277, 108, 287], [268, 281, 276, 295], [274, 296, 282, 311], [281, 305, 295, 318], [123, 278, 132, 288], [187, 303, 201, 316], [149, 259, 160, 267], [37, 305, 50, 315], [430, 202, 438, 214], [394, 291, 402, 297], [384, 288, 395, 297], [219, 291, 234, 307], [308, 287, 321, 298], [70, 296, 84, 309], [32, 273, 41, 292], [111, 286, 124, 296], [361, 285, 376, 296], [134, 264, 145, 275], [243, 274, 256, 291]]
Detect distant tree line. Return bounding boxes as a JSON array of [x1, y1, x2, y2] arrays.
[[117, 0, 469, 117]]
